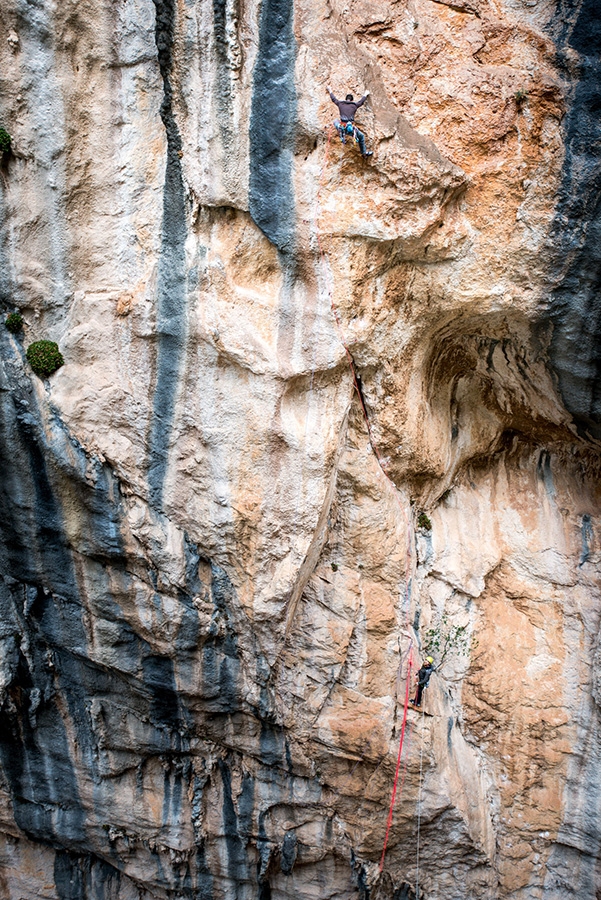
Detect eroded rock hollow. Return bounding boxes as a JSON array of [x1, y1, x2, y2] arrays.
[[0, 0, 600, 897]]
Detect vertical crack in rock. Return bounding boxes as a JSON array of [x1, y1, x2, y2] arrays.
[[212, 0, 240, 168], [249, 0, 297, 254], [547, 0, 601, 439], [148, 0, 187, 508]]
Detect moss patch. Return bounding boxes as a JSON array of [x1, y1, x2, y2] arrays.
[[5, 312, 23, 333], [26, 340, 64, 378], [0, 128, 12, 154]]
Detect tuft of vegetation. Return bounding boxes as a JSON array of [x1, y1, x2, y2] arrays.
[[5, 312, 23, 333], [423, 613, 476, 670], [331, 562, 338, 572], [514, 89, 528, 108], [26, 340, 64, 378], [417, 512, 432, 531], [0, 127, 11, 154]]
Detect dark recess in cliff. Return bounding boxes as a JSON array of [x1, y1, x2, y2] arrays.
[[249, 0, 297, 253], [547, 0, 601, 440]]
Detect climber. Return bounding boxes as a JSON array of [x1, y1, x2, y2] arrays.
[[410, 657, 434, 709], [327, 86, 373, 157]]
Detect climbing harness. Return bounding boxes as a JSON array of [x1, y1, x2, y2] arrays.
[[338, 121, 356, 143], [314, 125, 418, 878]]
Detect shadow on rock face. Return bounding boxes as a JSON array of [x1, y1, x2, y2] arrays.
[[546, 0, 601, 441], [372, 309, 576, 501]]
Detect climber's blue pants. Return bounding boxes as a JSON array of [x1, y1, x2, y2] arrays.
[[334, 119, 368, 156]]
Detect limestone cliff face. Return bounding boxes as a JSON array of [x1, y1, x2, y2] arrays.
[[0, 0, 600, 898]]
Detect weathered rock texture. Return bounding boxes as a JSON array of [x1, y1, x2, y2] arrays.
[[0, 0, 600, 897]]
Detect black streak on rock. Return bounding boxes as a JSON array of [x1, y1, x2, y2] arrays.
[[202, 564, 241, 714], [257, 809, 272, 891], [547, 0, 601, 439], [0, 635, 85, 846], [249, 0, 297, 253], [280, 830, 297, 875], [580, 514, 593, 566], [148, 0, 187, 508], [143, 653, 183, 732], [54, 850, 122, 900], [237, 772, 255, 843], [351, 849, 370, 900], [218, 759, 248, 886], [194, 842, 215, 899]]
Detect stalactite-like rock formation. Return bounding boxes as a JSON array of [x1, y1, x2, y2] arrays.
[[0, 0, 600, 898]]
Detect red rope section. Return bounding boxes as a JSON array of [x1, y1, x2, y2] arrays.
[[314, 125, 416, 872], [379, 650, 413, 871]]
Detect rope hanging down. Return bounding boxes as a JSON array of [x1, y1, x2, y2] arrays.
[[415, 705, 425, 898], [313, 125, 418, 876], [379, 648, 413, 870]]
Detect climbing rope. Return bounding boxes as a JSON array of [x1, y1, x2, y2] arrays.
[[314, 124, 419, 878], [416, 705, 425, 898], [379, 646, 413, 870]]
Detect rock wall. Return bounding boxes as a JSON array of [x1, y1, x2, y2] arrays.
[[0, 0, 600, 897]]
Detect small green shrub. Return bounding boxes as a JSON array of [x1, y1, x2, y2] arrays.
[[423, 613, 476, 670], [515, 89, 528, 107], [0, 128, 11, 154], [417, 512, 432, 531], [5, 312, 23, 333], [26, 340, 64, 377], [331, 562, 338, 572]]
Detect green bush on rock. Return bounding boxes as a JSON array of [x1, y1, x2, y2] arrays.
[[5, 312, 24, 333], [423, 612, 476, 670], [0, 128, 11, 154], [26, 340, 64, 377], [417, 512, 432, 531]]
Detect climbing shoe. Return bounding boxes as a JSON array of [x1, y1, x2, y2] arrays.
[[363, 151, 373, 157]]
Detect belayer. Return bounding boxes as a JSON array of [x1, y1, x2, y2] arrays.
[[327, 86, 373, 157], [411, 657, 435, 709]]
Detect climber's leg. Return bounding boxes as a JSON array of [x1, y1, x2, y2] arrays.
[[334, 119, 346, 144], [354, 126, 372, 157]]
